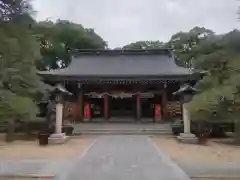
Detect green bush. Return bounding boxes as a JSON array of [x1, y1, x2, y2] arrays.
[[15, 118, 47, 134]]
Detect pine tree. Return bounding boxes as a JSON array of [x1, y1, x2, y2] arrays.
[[0, 0, 42, 141]]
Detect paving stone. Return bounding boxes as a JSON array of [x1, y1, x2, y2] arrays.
[[66, 135, 190, 180]]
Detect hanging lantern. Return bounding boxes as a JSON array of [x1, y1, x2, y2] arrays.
[[164, 82, 167, 88]]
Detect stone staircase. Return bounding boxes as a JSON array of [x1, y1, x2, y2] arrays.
[[73, 123, 172, 135]]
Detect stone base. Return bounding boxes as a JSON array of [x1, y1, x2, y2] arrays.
[[154, 117, 162, 123], [48, 133, 69, 145], [177, 133, 198, 144]]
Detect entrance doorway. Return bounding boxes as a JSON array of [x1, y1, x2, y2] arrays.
[[84, 96, 104, 119], [90, 98, 104, 118], [109, 97, 135, 118], [141, 98, 154, 118]]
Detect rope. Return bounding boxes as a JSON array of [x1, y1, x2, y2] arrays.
[[84, 92, 155, 98]]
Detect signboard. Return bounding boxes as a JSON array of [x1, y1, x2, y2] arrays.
[[140, 93, 154, 98]]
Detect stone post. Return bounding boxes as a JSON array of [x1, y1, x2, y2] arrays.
[[178, 94, 198, 144], [48, 84, 71, 145], [173, 84, 198, 144], [183, 104, 190, 134], [55, 102, 63, 134]]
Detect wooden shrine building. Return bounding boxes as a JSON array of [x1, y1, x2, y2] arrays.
[[39, 49, 202, 123]]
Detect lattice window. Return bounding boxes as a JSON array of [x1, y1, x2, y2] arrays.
[[166, 101, 182, 117]]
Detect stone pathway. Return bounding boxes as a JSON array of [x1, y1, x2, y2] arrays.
[[1, 136, 239, 179], [65, 135, 190, 180]]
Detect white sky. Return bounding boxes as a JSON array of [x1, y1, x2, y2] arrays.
[[32, 0, 240, 48]]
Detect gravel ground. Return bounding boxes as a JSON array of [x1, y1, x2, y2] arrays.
[[0, 136, 94, 179], [152, 136, 240, 178], [0, 137, 93, 160]]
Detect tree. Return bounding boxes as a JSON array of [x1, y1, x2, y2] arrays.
[[0, 0, 43, 141], [186, 30, 240, 143], [166, 27, 215, 67], [123, 40, 164, 50], [34, 20, 107, 70], [128, 27, 240, 142], [0, 0, 32, 21]]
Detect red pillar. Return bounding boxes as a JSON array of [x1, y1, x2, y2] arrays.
[[104, 94, 109, 120]]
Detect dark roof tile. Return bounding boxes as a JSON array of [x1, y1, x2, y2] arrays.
[[39, 49, 193, 78]]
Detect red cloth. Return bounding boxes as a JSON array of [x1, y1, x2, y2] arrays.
[[84, 104, 90, 118], [155, 104, 161, 117]]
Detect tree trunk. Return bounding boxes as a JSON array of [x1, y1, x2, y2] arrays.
[[5, 120, 16, 142], [234, 120, 240, 144]]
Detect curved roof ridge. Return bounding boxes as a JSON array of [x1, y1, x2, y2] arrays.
[[71, 48, 172, 56], [38, 49, 198, 80]]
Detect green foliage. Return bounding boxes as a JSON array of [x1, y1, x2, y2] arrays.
[[186, 30, 240, 122], [0, 0, 41, 123], [34, 20, 107, 70], [0, 89, 38, 121], [0, 22, 41, 96], [0, 0, 32, 21], [0, 1, 108, 124], [187, 85, 236, 121], [0, 0, 108, 124], [166, 27, 215, 67], [123, 40, 164, 50]]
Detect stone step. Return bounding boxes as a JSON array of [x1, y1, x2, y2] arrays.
[[73, 129, 172, 135], [74, 128, 171, 131]]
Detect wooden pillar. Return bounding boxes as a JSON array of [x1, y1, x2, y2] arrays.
[[104, 94, 109, 120], [162, 89, 168, 120], [78, 87, 83, 122], [136, 92, 141, 120]]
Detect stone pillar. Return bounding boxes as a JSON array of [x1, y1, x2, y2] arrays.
[[55, 103, 63, 134], [48, 93, 68, 145], [183, 104, 190, 134], [104, 94, 109, 120], [136, 92, 141, 120], [178, 98, 197, 144]]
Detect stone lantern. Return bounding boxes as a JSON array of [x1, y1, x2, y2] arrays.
[[173, 84, 198, 144], [48, 84, 72, 144]]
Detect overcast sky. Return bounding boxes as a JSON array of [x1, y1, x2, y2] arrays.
[[32, 0, 239, 48]]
